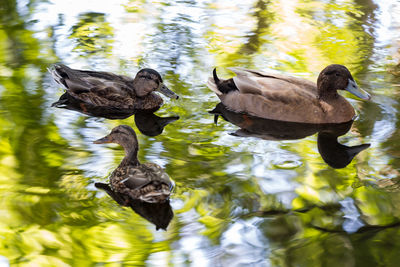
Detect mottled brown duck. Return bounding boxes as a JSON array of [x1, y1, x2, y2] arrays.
[[94, 125, 173, 203], [50, 64, 179, 114], [207, 64, 371, 124]]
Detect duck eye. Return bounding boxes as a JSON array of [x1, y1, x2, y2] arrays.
[[139, 75, 151, 80], [335, 73, 340, 77]]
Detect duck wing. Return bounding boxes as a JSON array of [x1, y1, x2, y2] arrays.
[[118, 163, 172, 190], [50, 64, 134, 93], [117, 164, 172, 203], [50, 64, 137, 108], [218, 68, 328, 123], [228, 67, 318, 96]]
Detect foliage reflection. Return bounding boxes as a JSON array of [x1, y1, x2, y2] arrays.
[[0, 0, 400, 266]]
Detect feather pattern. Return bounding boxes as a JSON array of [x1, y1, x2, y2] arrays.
[[94, 125, 173, 203], [50, 64, 178, 112]]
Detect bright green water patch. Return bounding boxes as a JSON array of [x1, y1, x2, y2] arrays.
[[1, 0, 400, 266]]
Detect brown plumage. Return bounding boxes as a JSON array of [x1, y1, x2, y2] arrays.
[[207, 65, 371, 124], [94, 125, 173, 203], [49, 64, 179, 114]]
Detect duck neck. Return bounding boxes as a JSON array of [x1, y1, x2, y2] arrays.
[[318, 91, 339, 101], [317, 80, 339, 101], [119, 143, 140, 167]]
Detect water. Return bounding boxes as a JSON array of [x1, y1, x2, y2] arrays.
[[1, 0, 400, 266]]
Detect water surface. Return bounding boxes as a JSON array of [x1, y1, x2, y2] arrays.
[[1, 0, 400, 266]]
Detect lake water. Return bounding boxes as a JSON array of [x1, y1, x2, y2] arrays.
[[1, 0, 400, 266]]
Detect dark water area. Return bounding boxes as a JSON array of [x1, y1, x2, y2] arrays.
[[1, 0, 400, 266]]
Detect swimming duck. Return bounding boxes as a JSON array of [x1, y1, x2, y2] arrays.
[[207, 64, 371, 124], [94, 125, 173, 203], [50, 64, 179, 114]]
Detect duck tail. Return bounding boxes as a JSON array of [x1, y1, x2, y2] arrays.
[[49, 64, 91, 94], [213, 68, 220, 84], [48, 64, 70, 88], [207, 68, 223, 95]]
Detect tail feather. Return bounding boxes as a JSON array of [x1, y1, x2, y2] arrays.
[[207, 77, 222, 95], [213, 68, 220, 84], [207, 68, 223, 95], [48, 64, 69, 88], [48, 64, 91, 93], [207, 68, 239, 95]]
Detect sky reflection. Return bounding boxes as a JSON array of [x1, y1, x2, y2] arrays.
[[1, 0, 400, 266]]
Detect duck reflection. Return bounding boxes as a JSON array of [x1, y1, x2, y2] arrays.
[[94, 125, 174, 230], [52, 90, 136, 119], [95, 182, 173, 230], [50, 93, 179, 136], [317, 131, 370, 169], [134, 112, 179, 137], [210, 103, 370, 168]]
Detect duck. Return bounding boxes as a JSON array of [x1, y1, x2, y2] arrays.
[[49, 64, 179, 114], [207, 64, 371, 124], [93, 125, 173, 203]]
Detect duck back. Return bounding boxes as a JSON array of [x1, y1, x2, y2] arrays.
[[209, 68, 357, 124]]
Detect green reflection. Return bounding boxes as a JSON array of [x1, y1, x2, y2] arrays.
[[70, 12, 114, 57], [0, 0, 399, 266]]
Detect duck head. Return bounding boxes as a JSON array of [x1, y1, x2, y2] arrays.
[[93, 125, 138, 155], [317, 64, 371, 100], [133, 68, 179, 99]]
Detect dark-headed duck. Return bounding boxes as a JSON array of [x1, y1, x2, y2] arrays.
[[207, 64, 370, 124], [50, 64, 179, 113]]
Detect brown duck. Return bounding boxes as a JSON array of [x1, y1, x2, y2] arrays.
[[94, 125, 173, 203], [207, 64, 371, 124], [50, 64, 179, 113]]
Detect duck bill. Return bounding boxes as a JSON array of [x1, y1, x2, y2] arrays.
[[157, 84, 179, 99], [93, 135, 112, 144], [345, 79, 371, 100]]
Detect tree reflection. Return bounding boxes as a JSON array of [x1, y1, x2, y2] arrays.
[[0, 0, 400, 266], [70, 12, 114, 56], [0, 1, 169, 265]]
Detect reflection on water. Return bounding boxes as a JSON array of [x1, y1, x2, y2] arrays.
[[135, 112, 180, 137], [50, 87, 180, 136], [95, 182, 174, 230], [210, 103, 370, 168], [317, 131, 370, 169], [1, 0, 400, 266]]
